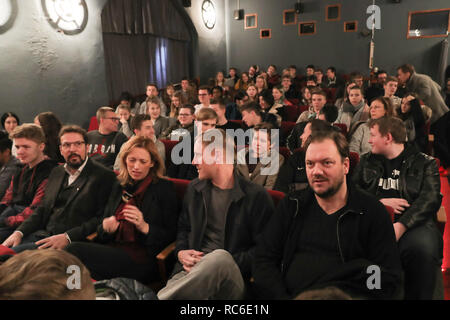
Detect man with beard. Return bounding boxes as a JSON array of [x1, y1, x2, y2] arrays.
[[253, 129, 402, 299], [2, 125, 117, 252]]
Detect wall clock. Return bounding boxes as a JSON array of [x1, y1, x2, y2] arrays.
[[41, 0, 88, 35]]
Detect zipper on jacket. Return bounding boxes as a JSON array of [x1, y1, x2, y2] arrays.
[[336, 210, 363, 264], [281, 197, 300, 274]]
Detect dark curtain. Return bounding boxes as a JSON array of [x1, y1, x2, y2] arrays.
[[102, 0, 192, 103]]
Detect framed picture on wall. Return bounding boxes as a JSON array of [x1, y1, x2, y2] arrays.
[[407, 8, 450, 39], [260, 28, 271, 39], [283, 9, 297, 25], [326, 4, 341, 22], [298, 21, 316, 36], [344, 21, 358, 32], [245, 13, 258, 29]]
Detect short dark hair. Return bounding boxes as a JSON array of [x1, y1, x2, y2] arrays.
[[306, 64, 315, 70], [259, 89, 274, 106], [210, 97, 226, 109], [327, 66, 336, 74], [240, 101, 262, 116], [212, 86, 224, 95], [0, 137, 12, 152], [198, 85, 212, 94], [306, 75, 317, 82], [397, 64, 415, 74], [305, 129, 349, 161], [131, 114, 151, 132], [384, 76, 399, 85], [1, 112, 20, 130], [310, 88, 327, 99], [234, 91, 248, 102], [118, 91, 133, 102], [253, 122, 275, 142], [58, 125, 88, 144], [179, 104, 195, 115], [319, 104, 339, 123], [369, 116, 407, 144], [146, 83, 158, 90]]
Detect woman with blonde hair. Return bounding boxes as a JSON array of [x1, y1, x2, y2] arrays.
[[255, 75, 268, 94], [66, 136, 178, 283], [169, 91, 186, 119]]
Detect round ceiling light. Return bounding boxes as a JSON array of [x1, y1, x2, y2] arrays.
[[201, 0, 216, 30], [42, 0, 88, 35]]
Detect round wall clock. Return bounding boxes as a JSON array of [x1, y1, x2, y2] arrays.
[[41, 0, 88, 35], [201, 0, 216, 30]]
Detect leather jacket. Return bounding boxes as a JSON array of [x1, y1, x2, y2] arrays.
[[352, 143, 442, 230]]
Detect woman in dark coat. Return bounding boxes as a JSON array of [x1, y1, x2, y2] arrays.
[[66, 136, 179, 283]]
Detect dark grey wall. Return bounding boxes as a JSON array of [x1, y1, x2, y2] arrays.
[[187, 0, 450, 83], [0, 0, 109, 129], [184, 0, 227, 84]]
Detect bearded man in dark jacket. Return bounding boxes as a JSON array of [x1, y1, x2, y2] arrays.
[[352, 117, 443, 300]]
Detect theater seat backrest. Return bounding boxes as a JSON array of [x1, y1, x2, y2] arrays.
[[88, 116, 99, 132], [160, 139, 180, 168], [267, 189, 285, 207], [167, 178, 190, 203]]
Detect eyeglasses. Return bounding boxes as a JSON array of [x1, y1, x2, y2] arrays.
[[198, 94, 208, 96], [105, 117, 120, 121], [179, 113, 192, 117], [61, 141, 85, 149]]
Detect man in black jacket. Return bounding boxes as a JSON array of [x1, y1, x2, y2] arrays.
[[253, 128, 402, 299], [2, 125, 117, 252], [157, 129, 275, 300], [352, 117, 443, 299]]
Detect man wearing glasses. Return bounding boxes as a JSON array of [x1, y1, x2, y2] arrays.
[[2, 125, 116, 252], [194, 86, 212, 114], [87, 107, 128, 169]]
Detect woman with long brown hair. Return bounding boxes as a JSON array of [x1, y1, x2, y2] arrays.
[[66, 136, 179, 283]]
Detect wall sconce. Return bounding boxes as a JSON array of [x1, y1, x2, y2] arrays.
[[201, 0, 216, 29], [0, 0, 17, 34], [41, 0, 88, 35]]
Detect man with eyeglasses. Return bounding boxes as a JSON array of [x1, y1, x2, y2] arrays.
[[87, 106, 128, 169], [0, 124, 57, 243], [194, 86, 212, 114], [2, 125, 116, 252]]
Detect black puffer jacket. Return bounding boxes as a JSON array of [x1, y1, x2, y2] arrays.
[[352, 143, 442, 230]]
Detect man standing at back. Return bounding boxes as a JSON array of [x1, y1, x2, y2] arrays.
[[87, 107, 128, 169], [2, 125, 116, 252]]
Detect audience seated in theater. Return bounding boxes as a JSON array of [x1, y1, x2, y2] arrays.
[[215, 71, 226, 89], [287, 102, 338, 152], [255, 75, 268, 94], [34, 112, 64, 163], [195, 107, 218, 134], [2, 125, 116, 253], [397, 64, 449, 125], [0, 124, 57, 242], [246, 84, 258, 103], [259, 89, 287, 125], [266, 64, 280, 89], [349, 72, 366, 92], [0, 133, 20, 200], [234, 72, 250, 92], [157, 128, 274, 300], [210, 98, 242, 132], [349, 96, 394, 156], [169, 91, 186, 119], [66, 136, 178, 283], [335, 86, 370, 131], [325, 66, 344, 92], [253, 128, 402, 300], [296, 88, 327, 123], [225, 91, 247, 121], [116, 91, 139, 115], [248, 65, 259, 83], [114, 114, 165, 171], [224, 67, 239, 88], [180, 77, 198, 106], [288, 65, 303, 91], [306, 75, 318, 87], [396, 94, 428, 154], [137, 84, 168, 117], [211, 85, 231, 106], [281, 75, 300, 101], [116, 104, 134, 139], [236, 122, 284, 190], [274, 119, 336, 194], [194, 85, 212, 113], [86, 107, 128, 169], [365, 70, 387, 104], [352, 117, 442, 300], [161, 105, 195, 141], [0, 249, 95, 300], [334, 81, 358, 114], [272, 85, 290, 107], [147, 96, 173, 139], [383, 76, 402, 110], [314, 68, 327, 89]]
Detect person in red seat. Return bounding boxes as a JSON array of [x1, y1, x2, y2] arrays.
[[210, 98, 242, 132], [352, 117, 442, 299], [2, 125, 116, 253], [0, 124, 57, 243], [157, 129, 275, 300], [266, 64, 280, 89], [0, 249, 95, 300], [254, 129, 402, 299], [66, 136, 178, 283], [137, 83, 168, 117], [296, 88, 327, 123]]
